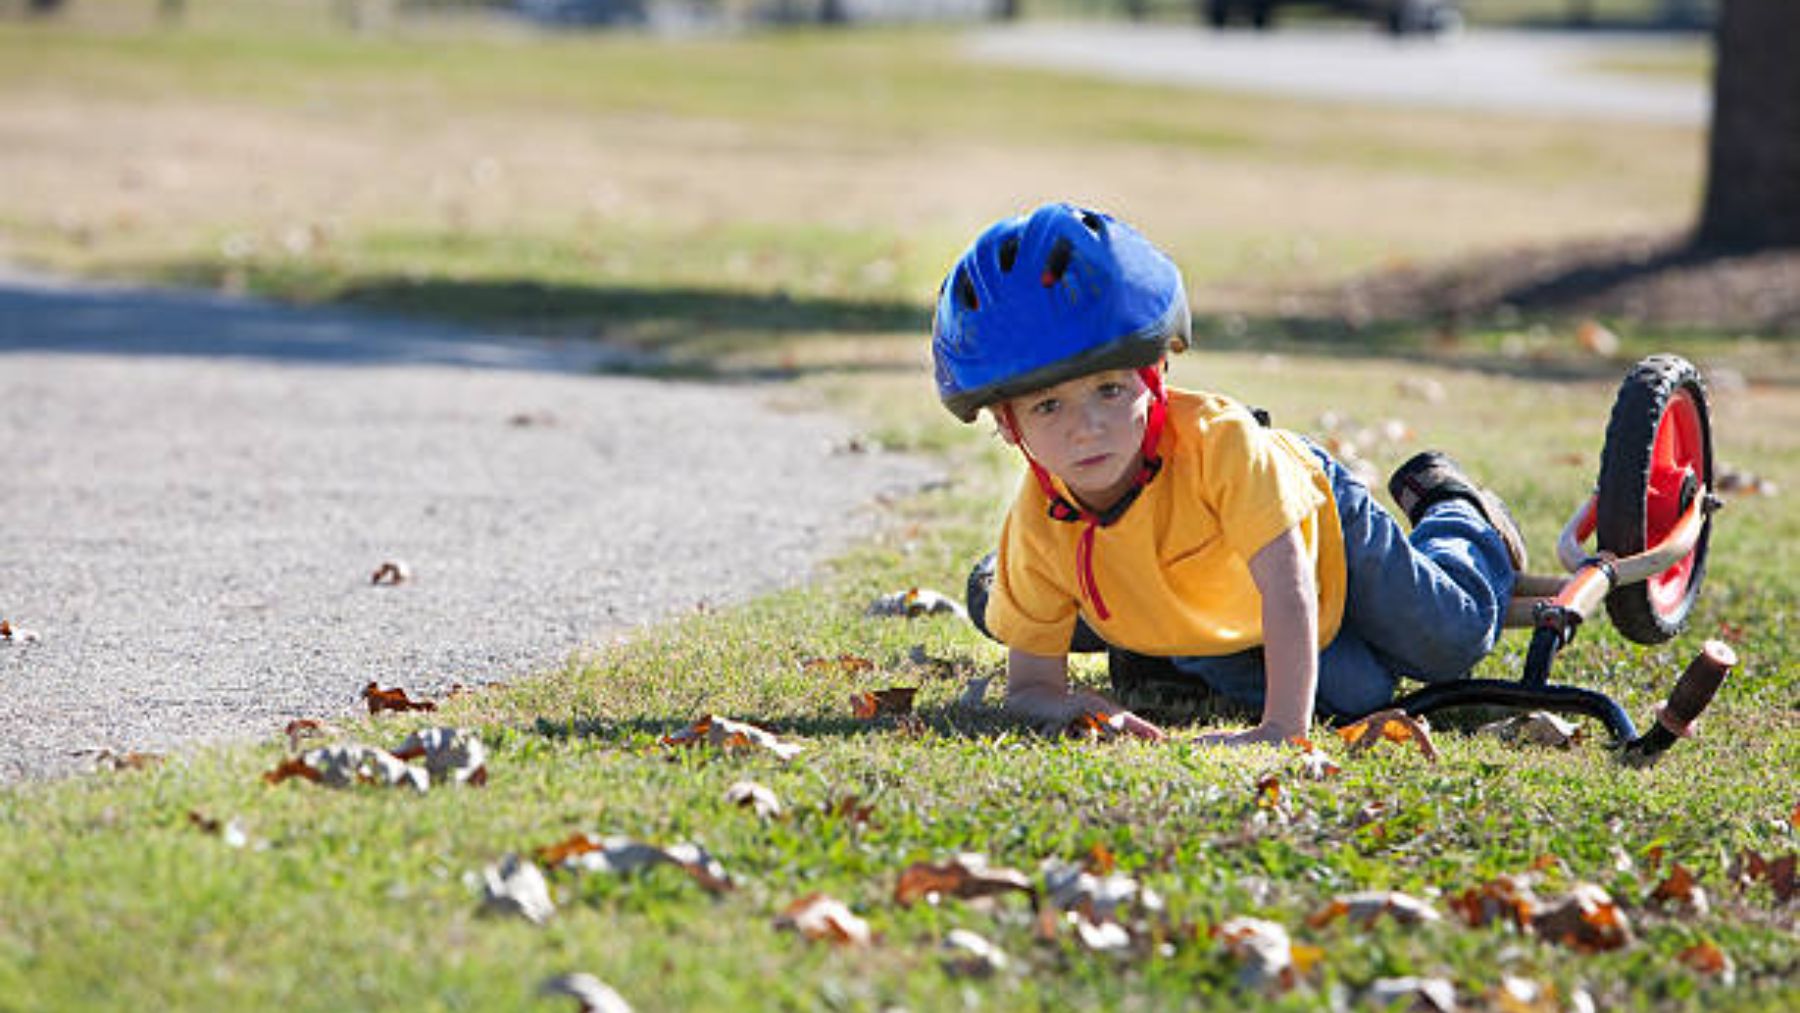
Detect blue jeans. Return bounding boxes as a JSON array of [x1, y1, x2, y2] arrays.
[[1168, 448, 1516, 718]]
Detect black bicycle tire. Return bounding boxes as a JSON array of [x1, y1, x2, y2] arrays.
[[1595, 355, 1713, 644]]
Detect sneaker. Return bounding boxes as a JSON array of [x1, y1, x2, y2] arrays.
[[1388, 451, 1529, 571]]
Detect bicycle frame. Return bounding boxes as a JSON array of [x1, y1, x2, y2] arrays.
[[1383, 486, 1720, 746]]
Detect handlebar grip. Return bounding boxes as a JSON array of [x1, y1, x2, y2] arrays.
[[1620, 640, 1735, 767], [1658, 639, 1736, 737]]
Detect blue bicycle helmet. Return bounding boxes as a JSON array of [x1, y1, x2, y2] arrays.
[[932, 203, 1190, 423]]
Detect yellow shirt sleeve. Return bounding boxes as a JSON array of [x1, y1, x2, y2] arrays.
[[1200, 409, 1327, 562], [986, 490, 1081, 656]]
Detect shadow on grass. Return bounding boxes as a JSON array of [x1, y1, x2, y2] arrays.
[[525, 707, 1025, 746]]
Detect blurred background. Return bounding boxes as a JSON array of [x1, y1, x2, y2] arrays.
[[0, 0, 1792, 383]]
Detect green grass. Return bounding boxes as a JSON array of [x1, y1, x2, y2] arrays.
[[2, 6, 1796, 1010]]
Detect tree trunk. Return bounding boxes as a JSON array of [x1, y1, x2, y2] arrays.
[[1695, 0, 1800, 249]]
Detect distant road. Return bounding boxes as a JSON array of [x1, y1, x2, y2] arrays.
[[966, 23, 1708, 125]]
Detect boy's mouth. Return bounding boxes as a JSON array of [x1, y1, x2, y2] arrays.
[[1075, 453, 1112, 469]]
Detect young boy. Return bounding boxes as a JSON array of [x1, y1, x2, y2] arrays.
[[934, 203, 1526, 745]]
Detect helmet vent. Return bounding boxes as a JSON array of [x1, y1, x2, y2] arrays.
[[1079, 211, 1105, 235], [955, 270, 980, 311], [1040, 238, 1073, 287], [997, 235, 1020, 273]]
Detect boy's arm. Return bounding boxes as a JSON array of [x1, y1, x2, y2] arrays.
[[1203, 524, 1319, 747], [1006, 648, 1165, 741]]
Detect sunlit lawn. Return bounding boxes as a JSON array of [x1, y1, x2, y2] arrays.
[[0, 5, 1793, 1010]]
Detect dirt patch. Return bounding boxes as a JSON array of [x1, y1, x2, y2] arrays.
[[1299, 233, 1800, 336]]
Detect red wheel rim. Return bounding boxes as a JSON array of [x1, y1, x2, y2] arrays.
[[1646, 386, 1704, 615]]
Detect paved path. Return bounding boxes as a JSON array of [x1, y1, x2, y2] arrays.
[[967, 23, 1708, 125], [0, 270, 937, 781]]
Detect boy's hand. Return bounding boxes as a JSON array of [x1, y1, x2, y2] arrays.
[[1106, 710, 1167, 742], [1195, 723, 1301, 749]]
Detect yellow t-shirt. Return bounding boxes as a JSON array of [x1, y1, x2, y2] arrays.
[[986, 388, 1347, 657]]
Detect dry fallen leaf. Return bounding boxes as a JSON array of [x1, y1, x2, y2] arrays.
[[187, 810, 250, 849], [284, 718, 338, 752], [1479, 711, 1584, 749], [1677, 942, 1734, 982], [724, 780, 783, 819], [1368, 977, 1457, 1012], [1307, 890, 1442, 930], [1531, 883, 1632, 953], [361, 681, 437, 715], [801, 654, 875, 677], [393, 727, 488, 786], [536, 833, 733, 894], [1448, 874, 1539, 931], [478, 853, 554, 925], [895, 854, 1036, 908], [1575, 319, 1621, 357], [77, 749, 164, 772], [264, 744, 429, 793], [940, 928, 1009, 978], [827, 795, 875, 827], [774, 893, 870, 946], [1214, 916, 1306, 993], [539, 973, 632, 1013], [1338, 709, 1439, 761], [1731, 848, 1798, 903], [369, 560, 411, 585], [1291, 737, 1342, 780], [0, 619, 41, 644], [1649, 862, 1709, 914], [849, 686, 918, 720], [865, 587, 967, 620], [659, 714, 803, 761]]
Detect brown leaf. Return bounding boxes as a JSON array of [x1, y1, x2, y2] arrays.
[[284, 718, 338, 752], [802, 654, 875, 677], [187, 809, 250, 848], [1790, 802, 1799, 831], [0, 619, 41, 644], [361, 681, 437, 715], [535, 833, 732, 894], [1307, 890, 1442, 930], [1732, 849, 1797, 903], [1338, 709, 1439, 761], [393, 727, 487, 786], [1448, 874, 1538, 931], [479, 853, 555, 925], [263, 756, 324, 785], [827, 795, 875, 826], [775, 893, 870, 946], [724, 780, 783, 819], [1254, 775, 1284, 810], [538, 973, 631, 1013], [659, 714, 803, 761], [865, 587, 966, 620], [369, 560, 411, 585], [1531, 883, 1632, 953], [1677, 941, 1733, 979], [1479, 711, 1584, 749], [81, 749, 164, 772], [849, 686, 918, 720], [1292, 737, 1342, 779], [1649, 862, 1709, 914], [1085, 843, 1117, 876], [895, 854, 1037, 908], [1214, 916, 1302, 993]]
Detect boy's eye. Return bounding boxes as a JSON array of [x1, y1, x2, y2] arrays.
[[1028, 399, 1059, 416], [1096, 382, 1126, 398]]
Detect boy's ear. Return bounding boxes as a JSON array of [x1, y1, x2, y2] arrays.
[[988, 405, 1021, 446]]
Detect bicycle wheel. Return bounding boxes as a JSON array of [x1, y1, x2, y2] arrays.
[[1595, 355, 1713, 644]]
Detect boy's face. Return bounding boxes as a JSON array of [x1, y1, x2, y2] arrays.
[[1000, 369, 1152, 512]]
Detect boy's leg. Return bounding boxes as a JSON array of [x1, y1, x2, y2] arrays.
[[1329, 451, 1519, 681], [1169, 633, 1395, 720]]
